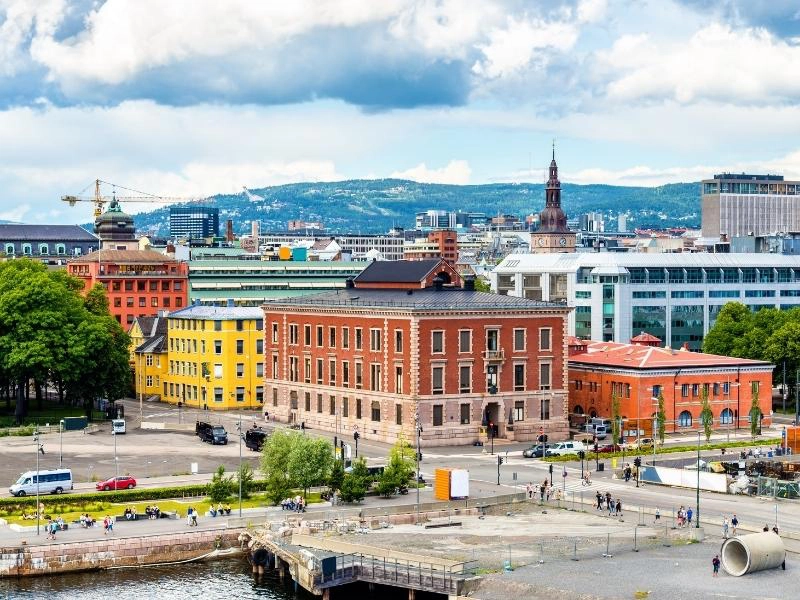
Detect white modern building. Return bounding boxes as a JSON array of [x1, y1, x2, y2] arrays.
[[492, 253, 800, 350]]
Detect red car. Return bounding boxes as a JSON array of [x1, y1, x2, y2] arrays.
[[96, 476, 137, 491], [595, 443, 622, 453]]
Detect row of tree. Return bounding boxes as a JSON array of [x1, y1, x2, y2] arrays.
[[0, 259, 132, 423], [259, 430, 416, 505]]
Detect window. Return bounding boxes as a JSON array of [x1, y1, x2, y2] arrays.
[[459, 365, 471, 393], [273, 388, 278, 407], [355, 328, 363, 350], [146, 355, 153, 366], [304, 392, 311, 412], [151, 297, 159, 307], [370, 328, 381, 352], [460, 403, 471, 424], [255, 387, 264, 403], [272, 323, 278, 344], [126, 297, 134, 307], [539, 362, 551, 390], [329, 358, 336, 386], [255, 319, 263, 331], [256, 362, 264, 377], [513, 329, 525, 352], [236, 387, 245, 402], [541, 398, 550, 420], [713, 383, 720, 396], [236, 340, 244, 354], [174, 281, 182, 291], [355, 361, 363, 389], [722, 382, 730, 395], [236, 363, 244, 377], [433, 405, 443, 426], [330, 396, 336, 415], [370, 363, 381, 392], [114, 297, 121, 307], [395, 404, 402, 425], [214, 321, 222, 331], [289, 324, 298, 345], [317, 394, 323, 413], [514, 400, 524, 422], [432, 331, 444, 353], [395, 366, 403, 394], [720, 408, 733, 425], [652, 385, 662, 398], [163, 297, 171, 308], [214, 340, 222, 355], [514, 364, 525, 391], [432, 366, 444, 394], [316, 358, 324, 384], [272, 355, 279, 379], [329, 326, 336, 347], [256, 339, 263, 354], [304, 358, 311, 384], [146, 375, 153, 387], [539, 328, 552, 351], [356, 398, 362, 419], [486, 329, 499, 352], [751, 381, 760, 395], [22, 243, 31, 255], [459, 330, 471, 353], [371, 401, 381, 422], [212, 363, 223, 379], [317, 325, 324, 347], [343, 361, 350, 387], [289, 357, 298, 382], [681, 384, 689, 397], [214, 388, 223, 403], [691, 383, 699, 397], [342, 327, 350, 349], [304, 325, 311, 346], [395, 330, 403, 353], [236, 320, 244, 331], [678, 410, 692, 427], [39, 244, 48, 255]]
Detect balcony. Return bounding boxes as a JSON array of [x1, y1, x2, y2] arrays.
[[483, 349, 505, 361]]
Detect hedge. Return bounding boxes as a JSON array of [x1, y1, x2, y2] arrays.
[[0, 480, 270, 512]]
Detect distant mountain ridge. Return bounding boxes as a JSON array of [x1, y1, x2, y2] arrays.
[[129, 178, 701, 236]]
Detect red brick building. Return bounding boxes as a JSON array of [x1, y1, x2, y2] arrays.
[[567, 335, 774, 436], [262, 260, 570, 446], [68, 249, 189, 326]]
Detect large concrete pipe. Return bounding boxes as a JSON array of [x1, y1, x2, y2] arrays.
[[721, 532, 785, 576]]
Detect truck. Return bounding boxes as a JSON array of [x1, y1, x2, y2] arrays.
[[245, 428, 268, 451]]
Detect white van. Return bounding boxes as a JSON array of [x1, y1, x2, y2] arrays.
[[546, 441, 587, 456], [10, 469, 73, 497], [112, 419, 126, 434]]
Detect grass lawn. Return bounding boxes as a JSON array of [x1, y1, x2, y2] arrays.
[[0, 491, 322, 526]]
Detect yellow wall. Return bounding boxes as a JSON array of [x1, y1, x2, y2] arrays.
[[133, 350, 167, 400], [161, 316, 264, 411]]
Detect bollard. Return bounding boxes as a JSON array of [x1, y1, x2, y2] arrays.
[[571, 539, 579, 561], [538, 543, 544, 564], [633, 527, 639, 552], [663, 520, 671, 547], [603, 533, 613, 558]]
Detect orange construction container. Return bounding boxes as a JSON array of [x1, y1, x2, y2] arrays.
[[786, 426, 800, 454], [434, 468, 452, 501]]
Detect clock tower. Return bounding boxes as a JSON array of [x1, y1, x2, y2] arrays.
[[530, 145, 576, 254]]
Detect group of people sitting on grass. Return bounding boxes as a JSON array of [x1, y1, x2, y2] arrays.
[[144, 505, 161, 519], [208, 503, 232, 517], [280, 496, 305, 512], [123, 506, 138, 520], [78, 514, 96, 528]]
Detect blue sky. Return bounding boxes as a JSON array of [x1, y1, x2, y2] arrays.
[[0, 0, 799, 224]]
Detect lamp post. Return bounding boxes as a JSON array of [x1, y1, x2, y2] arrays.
[[34, 430, 42, 536], [238, 412, 243, 517], [696, 430, 701, 528], [113, 428, 119, 482], [59, 419, 64, 468], [414, 411, 422, 525]]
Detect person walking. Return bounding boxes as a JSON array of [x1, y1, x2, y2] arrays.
[[615, 499, 622, 517], [655, 508, 661, 523], [722, 517, 729, 539], [539, 480, 546, 502], [712, 555, 721, 577], [596, 491, 602, 510], [731, 514, 739, 536], [527, 482, 533, 500], [687, 507, 693, 527]]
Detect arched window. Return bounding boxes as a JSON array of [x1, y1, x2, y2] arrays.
[[4, 243, 13, 255], [720, 408, 733, 425], [589, 409, 597, 418], [573, 405, 584, 415], [22, 243, 32, 255], [39, 244, 48, 255], [678, 410, 692, 427], [56, 244, 66, 255]]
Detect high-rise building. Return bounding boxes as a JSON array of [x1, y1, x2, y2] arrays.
[[169, 206, 219, 239], [701, 173, 800, 239]]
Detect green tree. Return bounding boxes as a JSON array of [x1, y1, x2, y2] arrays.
[[339, 458, 369, 503], [260, 429, 296, 505], [328, 458, 345, 492], [377, 436, 416, 497], [764, 320, 800, 396], [84, 283, 110, 316], [749, 386, 762, 439], [700, 386, 713, 443], [611, 392, 621, 446], [235, 462, 255, 500], [473, 278, 492, 293], [208, 465, 233, 503], [288, 435, 333, 499], [656, 391, 666, 444], [702, 302, 752, 357]]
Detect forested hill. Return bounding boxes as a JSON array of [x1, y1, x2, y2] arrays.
[[130, 179, 700, 235]]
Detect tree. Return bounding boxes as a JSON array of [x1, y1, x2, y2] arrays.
[[656, 391, 666, 444], [339, 458, 369, 503], [235, 462, 255, 500], [611, 391, 621, 446], [260, 429, 296, 505], [702, 302, 752, 357], [377, 436, 416, 497], [208, 465, 233, 503], [473, 278, 492, 293], [749, 386, 762, 439], [288, 435, 333, 499], [328, 458, 345, 492], [700, 386, 713, 443], [84, 283, 110, 316]]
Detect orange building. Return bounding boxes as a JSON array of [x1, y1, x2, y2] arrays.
[[68, 250, 189, 326], [403, 230, 458, 263], [567, 334, 774, 436]]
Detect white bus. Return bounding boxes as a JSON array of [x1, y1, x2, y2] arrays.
[[10, 469, 73, 497]]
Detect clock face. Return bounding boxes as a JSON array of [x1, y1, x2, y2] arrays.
[[537, 237, 546, 246], [559, 237, 567, 246]]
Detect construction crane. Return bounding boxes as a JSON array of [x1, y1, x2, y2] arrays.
[[62, 179, 211, 218]]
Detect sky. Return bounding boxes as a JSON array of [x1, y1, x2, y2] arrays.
[[1, 0, 800, 224]]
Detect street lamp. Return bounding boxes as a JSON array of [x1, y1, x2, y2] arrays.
[[34, 430, 43, 536], [59, 419, 64, 468], [237, 412, 243, 517], [414, 411, 422, 525], [113, 428, 119, 481], [695, 430, 701, 529]]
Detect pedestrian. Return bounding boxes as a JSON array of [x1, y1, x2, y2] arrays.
[[712, 554, 721, 577], [596, 491, 602, 510], [605, 491, 612, 510], [608, 497, 615, 517], [615, 499, 622, 517], [540, 480, 546, 502], [107, 515, 113, 534], [624, 466, 631, 482], [687, 507, 693, 526], [527, 482, 533, 500], [722, 517, 729, 539], [655, 508, 661, 522], [103, 516, 109, 535], [731, 514, 738, 536]]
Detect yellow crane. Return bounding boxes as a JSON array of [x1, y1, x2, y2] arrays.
[[62, 179, 211, 218]]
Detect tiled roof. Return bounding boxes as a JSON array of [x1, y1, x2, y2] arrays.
[[569, 341, 772, 370], [135, 334, 166, 354], [630, 332, 662, 343], [263, 287, 567, 311], [169, 304, 264, 320], [71, 249, 180, 263], [354, 258, 443, 283], [0, 224, 97, 242]]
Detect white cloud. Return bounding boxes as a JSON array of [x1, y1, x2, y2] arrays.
[[600, 23, 800, 103], [0, 0, 64, 75], [390, 160, 471, 184], [0, 203, 30, 222], [472, 15, 579, 79], [576, 0, 608, 24]]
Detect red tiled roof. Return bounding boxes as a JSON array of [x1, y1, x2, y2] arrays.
[[630, 332, 662, 343], [569, 340, 772, 370]]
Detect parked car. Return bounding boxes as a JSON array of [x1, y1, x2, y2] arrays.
[[624, 437, 656, 451], [245, 428, 268, 452], [522, 444, 546, 458], [96, 475, 137, 491], [200, 425, 228, 445], [595, 442, 622, 453], [545, 441, 587, 456]]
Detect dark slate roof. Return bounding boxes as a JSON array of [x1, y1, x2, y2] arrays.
[[136, 334, 167, 354], [133, 316, 168, 338], [263, 288, 567, 312], [0, 224, 97, 242], [354, 259, 442, 283]]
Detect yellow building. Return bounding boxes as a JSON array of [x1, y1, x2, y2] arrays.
[[130, 315, 168, 403], [161, 303, 264, 411]]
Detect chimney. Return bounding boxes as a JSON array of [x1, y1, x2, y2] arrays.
[[463, 275, 476, 292], [226, 219, 234, 243]]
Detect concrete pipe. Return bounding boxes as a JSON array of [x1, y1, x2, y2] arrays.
[[721, 532, 785, 577]]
